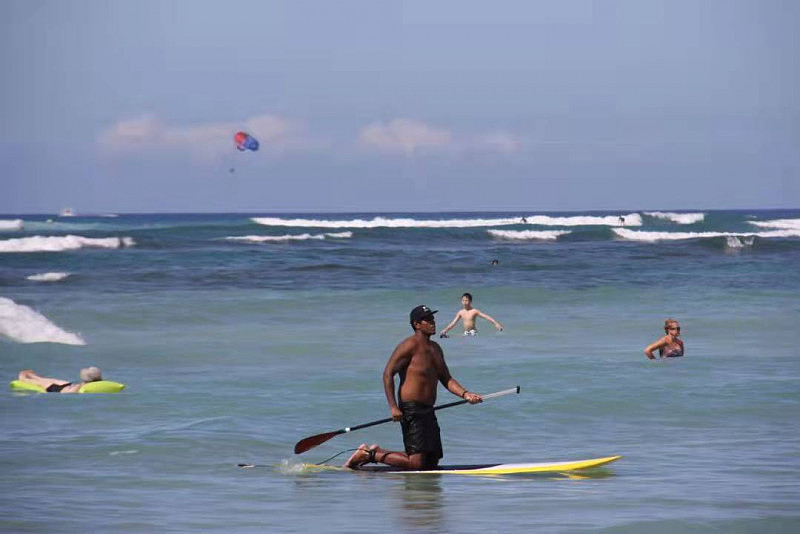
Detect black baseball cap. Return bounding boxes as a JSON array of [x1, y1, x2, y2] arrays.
[[410, 305, 438, 324]]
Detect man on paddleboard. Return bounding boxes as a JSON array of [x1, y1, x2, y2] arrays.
[[345, 305, 483, 470]]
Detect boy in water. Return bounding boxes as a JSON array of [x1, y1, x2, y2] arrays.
[[438, 293, 503, 337]]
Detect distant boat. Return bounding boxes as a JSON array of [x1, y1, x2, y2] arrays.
[[59, 208, 75, 217]]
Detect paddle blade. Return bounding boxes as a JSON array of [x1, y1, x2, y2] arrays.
[[294, 431, 339, 454]]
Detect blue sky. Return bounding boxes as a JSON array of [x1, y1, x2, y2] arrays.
[[2, 0, 798, 213]]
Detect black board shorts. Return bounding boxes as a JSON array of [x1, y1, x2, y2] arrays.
[[400, 401, 443, 463]]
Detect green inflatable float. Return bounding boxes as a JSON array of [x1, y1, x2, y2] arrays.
[[9, 380, 126, 394]]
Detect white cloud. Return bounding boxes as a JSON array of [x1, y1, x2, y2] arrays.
[[357, 119, 525, 157], [473, 131, 524, 154], [99, 115, 526, 160], [98, 114, 304, 159], [358, 119, 452, 156]]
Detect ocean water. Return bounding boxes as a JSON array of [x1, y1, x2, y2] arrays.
[[1, 209, 799, 533]]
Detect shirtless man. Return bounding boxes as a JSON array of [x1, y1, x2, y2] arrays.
[[438, 293, 503, 337], [17, 367, 102, 393], [344, 305, 482, 470]]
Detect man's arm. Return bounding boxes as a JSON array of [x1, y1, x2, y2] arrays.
[[476, 309, 503, 331], [439, 312, 462, 337], [383, 340, 413, 420]]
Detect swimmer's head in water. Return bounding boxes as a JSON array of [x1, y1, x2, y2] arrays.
[[664, 318, 680, 334], [80, 366, 102, 382]]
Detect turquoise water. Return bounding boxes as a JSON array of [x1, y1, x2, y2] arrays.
[[1, 210, 799, 532]]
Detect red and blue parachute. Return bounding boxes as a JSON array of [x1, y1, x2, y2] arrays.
[[233, 131, 259, 152]]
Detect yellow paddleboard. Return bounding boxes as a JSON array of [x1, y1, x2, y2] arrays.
[[295, 455, 622, 475]]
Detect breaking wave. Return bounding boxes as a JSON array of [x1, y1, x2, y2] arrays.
[[644, 212, 705, 224], [0, 297, 86, 345], [225, 232, 353, 243], [251, 213, 642, 228], [27, 272, 72, 282], [749, 218, 800, 231], [613, 228, 800, 242], [523, 214, 642, 227], [487, 229, 571, 240], [725, 236, 756, 249], [0, 219, 24, 231], [0, 235, 135, 253]]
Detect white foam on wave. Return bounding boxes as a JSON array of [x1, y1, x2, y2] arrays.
[[749, 218, 800, 230], [27, 272, 72, 282], [645, 212, 705, 224], [0, 235, 135, 253], [252, 213, 642, 228], [725, 236, 755, 249], [488, 229, 571, 240], [0, 219, 24, 231], [226, 231, 353, 243], [110, 449, 139, 456], [613, 228, 800, 242], [252, 216, 522, 228], [0, 297, 86, 345], [524, 213, 642, 227]]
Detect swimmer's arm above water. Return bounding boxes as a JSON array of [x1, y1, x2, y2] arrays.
[[643, 337, 666, 360], [476, 310, 503, 331], [439, 312, 461, 338]]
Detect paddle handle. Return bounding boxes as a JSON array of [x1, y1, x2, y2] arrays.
[[433, 385, 521, 411], [294, 386, 520, 454], [349, 386, 521, 431]]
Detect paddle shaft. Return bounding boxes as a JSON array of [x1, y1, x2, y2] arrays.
[[294, 386, 520, 454]]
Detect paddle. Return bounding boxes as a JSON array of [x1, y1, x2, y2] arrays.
[[294, 386, 520, 454]]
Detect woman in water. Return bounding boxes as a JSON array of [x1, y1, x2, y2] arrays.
[[16, 367, 102, 393], [644, 319, 684, 359]]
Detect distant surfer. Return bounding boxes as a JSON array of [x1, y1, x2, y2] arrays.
[[344, 305, 482, 470], [15, 367, 102, 393], [618, 216, 626, 226], [438, 293, 504, 338], [644, 319, 684, 359], [521, 217, 527, 223], [491, 259, 499, 266]]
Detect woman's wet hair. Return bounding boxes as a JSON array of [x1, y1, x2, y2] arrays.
[[664, 318, 678, 333]]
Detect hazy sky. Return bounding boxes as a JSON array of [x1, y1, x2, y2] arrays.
[[2, 0, 798, 213]]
